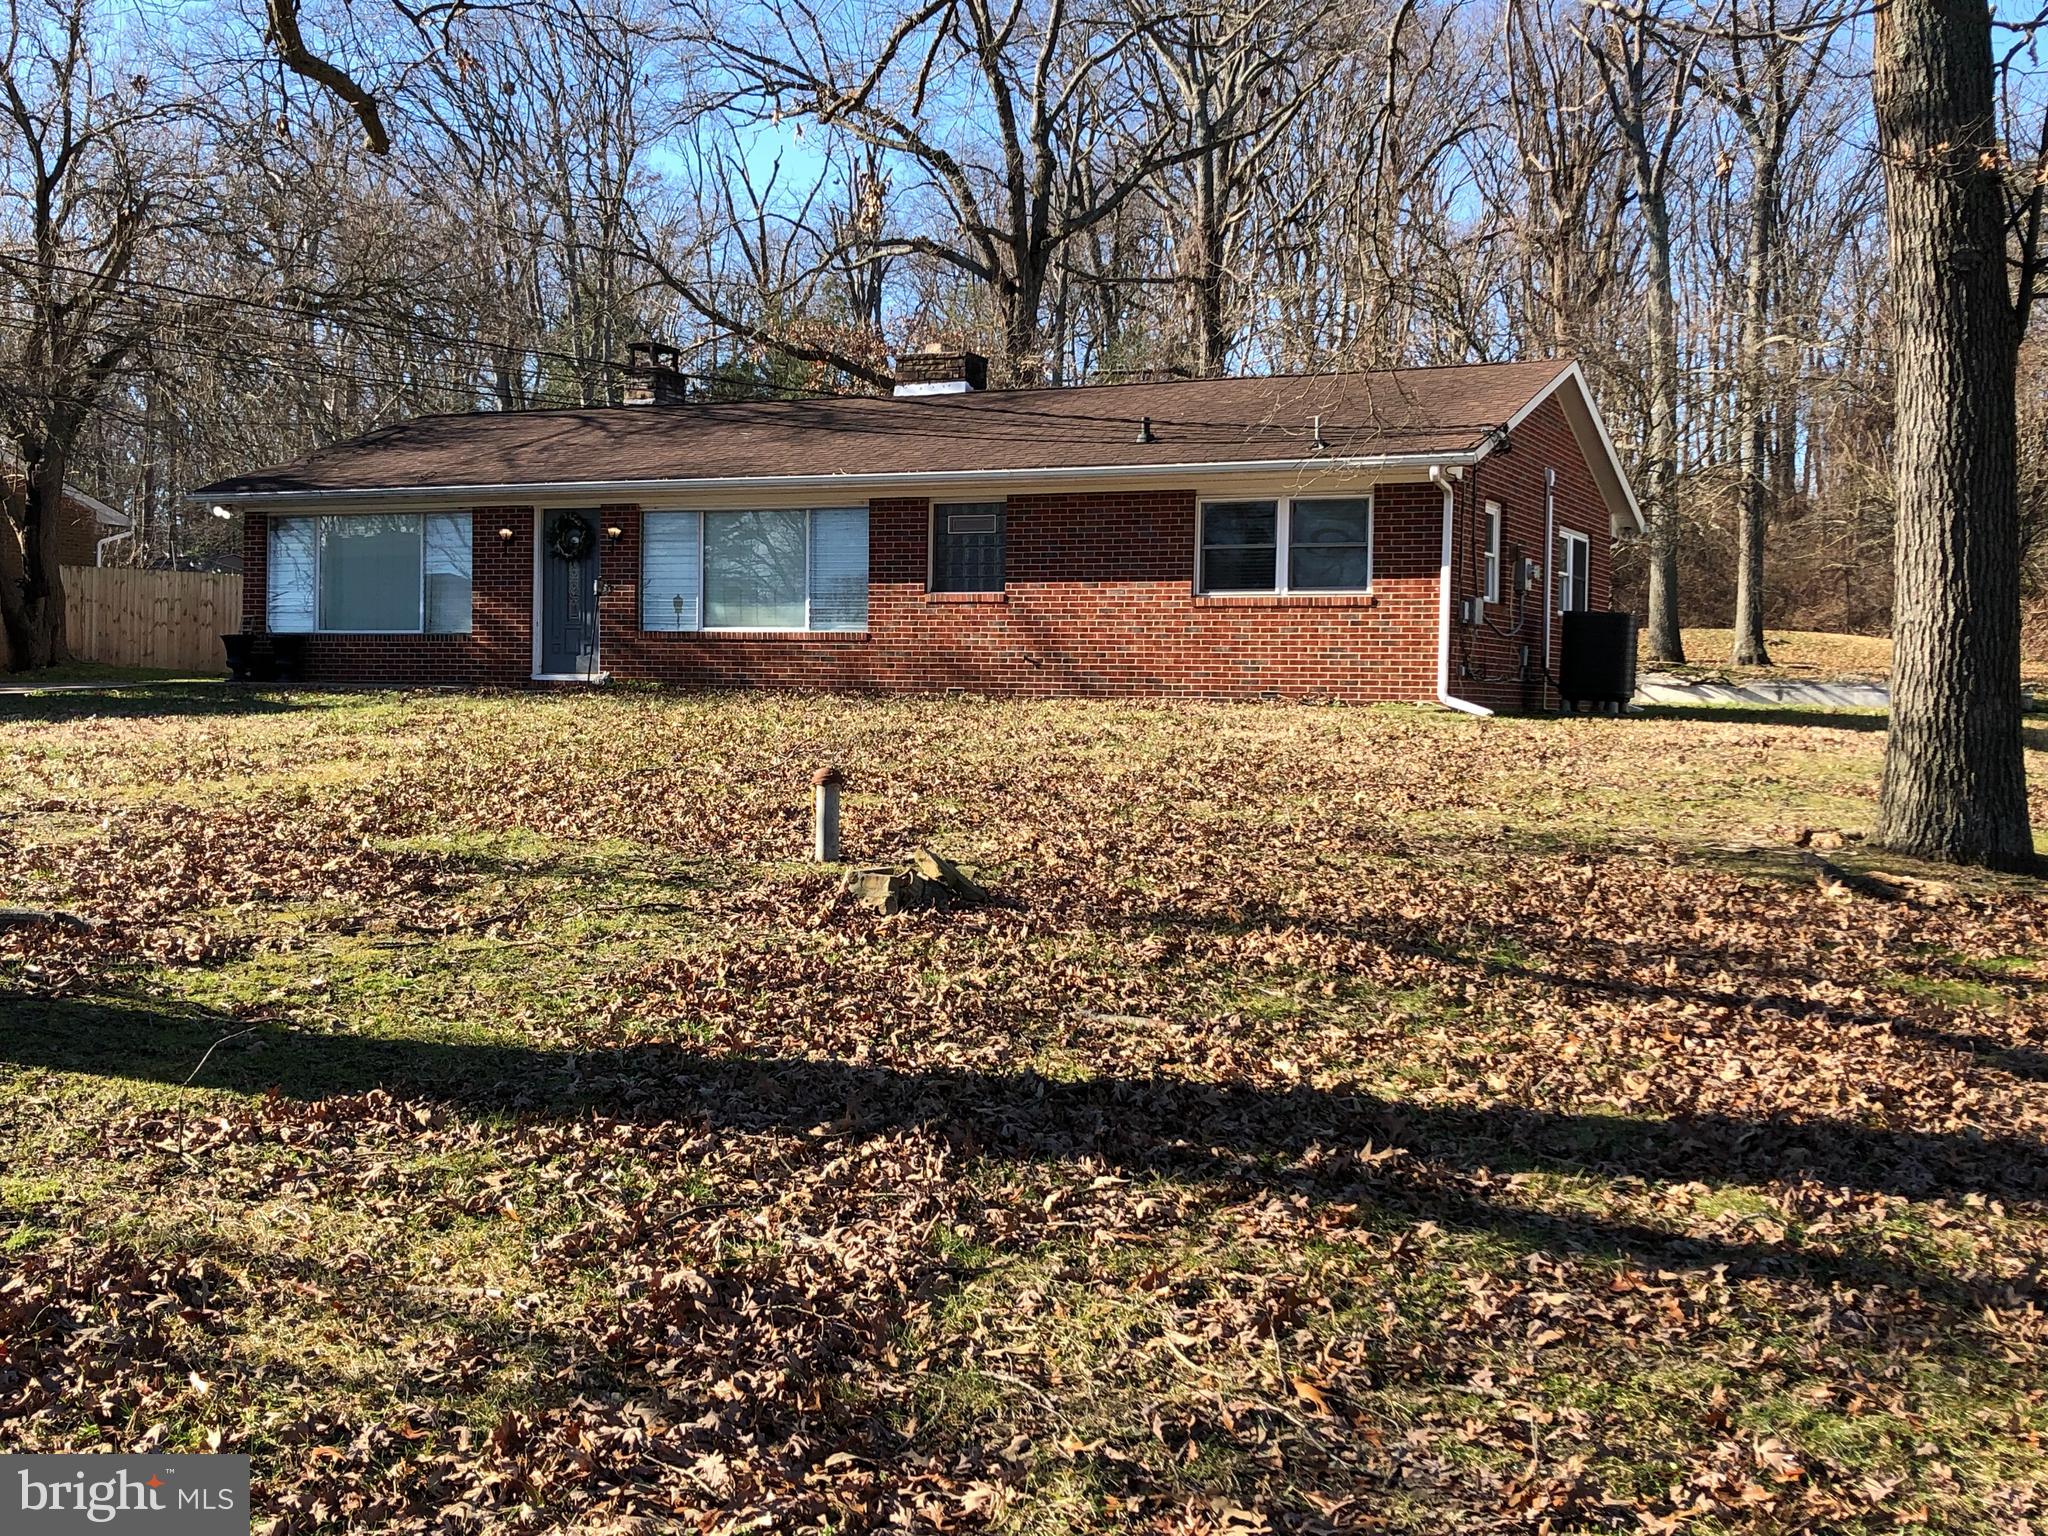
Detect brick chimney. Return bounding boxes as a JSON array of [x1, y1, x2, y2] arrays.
[[625, 340, 687, 406], [893, 346, 988, 396]]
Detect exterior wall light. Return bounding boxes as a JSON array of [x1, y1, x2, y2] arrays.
[[497, 526, 514, 540], [605, 525, 623, 540]]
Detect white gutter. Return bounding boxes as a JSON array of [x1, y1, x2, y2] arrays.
[[1432, 467, 1493, 718], [186, 448, 1490, 510]]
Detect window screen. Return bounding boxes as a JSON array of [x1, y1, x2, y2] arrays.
[[318, 515, 422, 632], [932, 502, 1005, 592], [1200, 500, 1279, 592], [1288, 498, 1371, 591], [705, 509, 808, 628]]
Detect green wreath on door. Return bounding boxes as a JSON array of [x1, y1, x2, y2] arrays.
[[548, 513, 596, 561]]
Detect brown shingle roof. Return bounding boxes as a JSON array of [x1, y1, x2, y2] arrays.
[[197, 359, 1573, 498]]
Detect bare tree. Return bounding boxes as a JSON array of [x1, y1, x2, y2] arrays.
[[1698, 0, 1845, 666], [1135, 0, 1340, 374], [0, 0, 166, 668], [678, 0, 1213, 383], [1584, 0, 1705, 665]]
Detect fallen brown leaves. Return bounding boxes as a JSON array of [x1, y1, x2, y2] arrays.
[[1, 692, 2045, 1533]]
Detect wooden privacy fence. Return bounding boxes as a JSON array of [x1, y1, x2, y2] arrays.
[[61, 565, 242, 672]]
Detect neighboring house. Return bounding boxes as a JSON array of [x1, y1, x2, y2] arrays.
[[192, 354, 1640, 711], [4, 472, 132, 566], [54, 483, 131, 566]]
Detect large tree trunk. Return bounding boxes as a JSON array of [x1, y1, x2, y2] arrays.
[[0, 452, 73, 673], [1642, 192, 1686, 663], [1872, 0, 2033, 867]]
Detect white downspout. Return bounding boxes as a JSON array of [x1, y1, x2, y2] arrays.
[[1432, 466, 1493, 718], [95, 530, 131, 566], [1542, 467, 1556, 712]]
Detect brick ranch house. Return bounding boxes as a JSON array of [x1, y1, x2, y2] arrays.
[[193, 354, 1641, 712]]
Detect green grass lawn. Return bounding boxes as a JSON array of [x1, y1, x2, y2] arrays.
[[3, 686, 2045, 1534]]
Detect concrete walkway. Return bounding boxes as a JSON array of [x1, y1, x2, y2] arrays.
[[1633, 673, 1891, 710]]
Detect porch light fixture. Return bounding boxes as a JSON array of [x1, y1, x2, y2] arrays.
[[497, 526, 514, 540], [605, 524, 623, 540]]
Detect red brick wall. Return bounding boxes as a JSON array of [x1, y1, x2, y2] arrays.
[[599, 485, 1443, 702], [1440, 394, 1617, 713], [242, 508, 535, 685], [232, 402, 1622, 709], [55, 492, 103, 568]]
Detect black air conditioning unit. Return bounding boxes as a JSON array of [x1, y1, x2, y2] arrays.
[[1559, 611, 1637, 712]]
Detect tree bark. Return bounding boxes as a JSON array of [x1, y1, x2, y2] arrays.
[[0, 450, 75, 672], [1642, 189, 1686, 662], [1872, 0, 2033, 867], [1731, 165, 1777, 667]]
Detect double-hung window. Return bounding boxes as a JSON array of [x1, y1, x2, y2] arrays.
[[266, 513, 471, 634], [1198, 496, 1372, 595], [1556, 529, 1590, 613], [932, 502, 1005, 592], [641, 507, 868, 633], [1483, 502, 1503, 604]]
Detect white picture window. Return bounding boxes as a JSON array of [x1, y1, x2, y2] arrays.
[[1198, 495, 1372, 595], [1557, 529, 1590, 613], [1483, 502, 1502, 604], [640, 507, 868, 633], [267, 513, 470, 634]]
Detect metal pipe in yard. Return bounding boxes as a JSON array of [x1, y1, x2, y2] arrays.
[[812, 767, 844, 862]]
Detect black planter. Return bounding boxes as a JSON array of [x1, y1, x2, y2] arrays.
[[221, 633, 257, 682], [269, 635, 309, 686]]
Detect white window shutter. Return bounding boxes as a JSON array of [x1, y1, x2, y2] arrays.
[[807, 507, 869, 630], [642, 511, 702, 631], [267, 517, 316, 632]]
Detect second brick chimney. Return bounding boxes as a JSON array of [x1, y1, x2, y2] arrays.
[[893, 347, 989, 396]]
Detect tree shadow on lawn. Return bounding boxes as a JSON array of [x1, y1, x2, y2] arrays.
[[1625, 704, 1890, 732], [4, 990, 2040, 1304], [0, 684, 347, 725]]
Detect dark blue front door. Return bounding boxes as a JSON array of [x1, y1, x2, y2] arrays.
[[540, 511, 599, 675]]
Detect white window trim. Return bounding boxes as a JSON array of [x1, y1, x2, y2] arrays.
[[1483, 501, 1502, 604], [270, 512, 469, 636], [1557, 527, 1590, 614], [1195, 494, 1374, 596], [640, 506, 869, 634]]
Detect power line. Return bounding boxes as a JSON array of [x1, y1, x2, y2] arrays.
[[1, 253, 1504, 442]]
